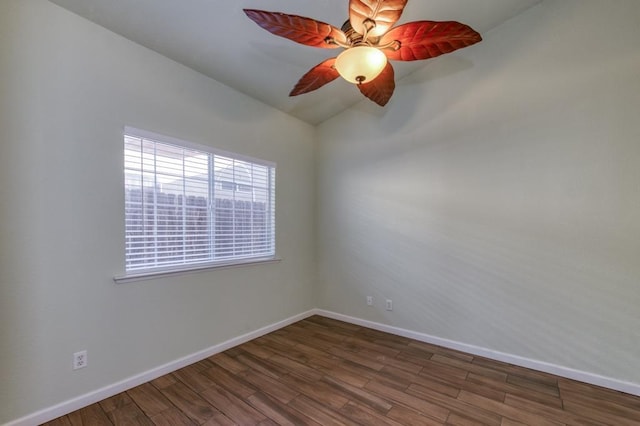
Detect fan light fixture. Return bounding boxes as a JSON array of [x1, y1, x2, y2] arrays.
[[244, 1, 482, 106], [335, 46, 388, 84]]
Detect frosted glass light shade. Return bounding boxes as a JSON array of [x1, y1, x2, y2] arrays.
[[335, 46, 387, 84]]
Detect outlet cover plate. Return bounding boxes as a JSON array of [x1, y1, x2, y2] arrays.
[[73, 350, 87, 370]]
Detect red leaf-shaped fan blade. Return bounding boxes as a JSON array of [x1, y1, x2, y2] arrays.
[[381, 21, 481, 61], [349, 0, 408, 38], [244, 9, 346, 48], [290, 58, 340, 96], [358, 61, 395, 106]]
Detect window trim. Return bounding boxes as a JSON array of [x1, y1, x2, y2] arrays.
[[116, 127, 277, 282], [113, 256, 282, 284]]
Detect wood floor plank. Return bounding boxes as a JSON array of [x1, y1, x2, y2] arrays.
[[287, 394, 359, 426], [279, 372, 350, 410], [207, 352, 249, 375], [408, 341, 475, 362], [150, 407, 197, 426], [106, 402, 155, 425], [365, 379, 451, 422], [42, 416, 73, 426], [366, 364, 415, 390], [503, 393, 608, 426], [246, 391, 322, 426], [461, 379, 507, 402], [500, 419, 529, 426], [562, 398, 640, 426], [506, 373, 561, 397], [410, 371, 462, 398], [322, 375, 394, 412], [150, 374, 177, 390], [172, 364, 217, 393], [380, 364, 423, 383], [473, 356, 559, 386], [418, 358, 470, 383], [466, 371, 564, 409], [302, 320, 354, 340], [381, 355, 425, 374], [257, 419, 279, 425], [289, 330, 338, 351], [446, 412, 493, 426], [558, 378, 640, 409], [339, 400, 404, 426], [67, 404, 113, 426], [241, 341, 275, 360], [267, 353, 324, 381], [344, 336, 402, 358], [305, 315, 362, 332], [313, 361, 370, 388], [256, 332, 299, 348], [260, 340, 315, 366], [386, 405, 444, 426], [253, 337, 294, 356], [359, 328, 412, 345], [99, 392, 133, 413], [329, 346, 386, 371], [200, 364, 256, 399], [45, 316, 640, 426], [292, 341, 332, 360], [369, 337, 413, 352], [300, 324, 351, 343], [432, 353, 509, 381], [560, 381, 640, 419], [200, 382, 267, 425], [406, 382, 502, 426], [158, 381, 219, 424], [458, 390, 565, 426], [127, 383, 174, 417], [238, 368, 300, 404], [234, 352, 289, 379], [199, 412, 236, 426], [192, 359, 215, 372]]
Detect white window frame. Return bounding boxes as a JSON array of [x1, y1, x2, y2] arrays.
[[114, 127, 278, 283]]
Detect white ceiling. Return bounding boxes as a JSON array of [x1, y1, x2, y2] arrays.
[[49, 0, 541, 125]]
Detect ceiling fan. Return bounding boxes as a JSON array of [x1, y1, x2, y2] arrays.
[[244, 0, 482, 106]]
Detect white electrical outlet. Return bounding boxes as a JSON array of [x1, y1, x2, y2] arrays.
[[366, 296, 373, 306], [385, 299, 393, 311], [73, 350, 87, 370]]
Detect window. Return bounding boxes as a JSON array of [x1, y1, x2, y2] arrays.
[[122, 127, 276, 276]]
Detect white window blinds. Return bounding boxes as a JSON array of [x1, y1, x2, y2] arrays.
[[124, 128, 276, 272]]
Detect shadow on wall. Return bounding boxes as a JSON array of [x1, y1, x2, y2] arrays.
[[347, 55, 476, 133]]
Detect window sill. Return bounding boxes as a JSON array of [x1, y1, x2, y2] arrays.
[[113, 257, 282, 284]]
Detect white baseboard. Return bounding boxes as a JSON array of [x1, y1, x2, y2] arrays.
[[316, 309, 640, 397], [6, 310, 317, 426], [9, 308, 640, 425]]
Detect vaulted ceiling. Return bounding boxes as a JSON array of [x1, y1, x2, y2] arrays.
[[49, 0, 542, 125]]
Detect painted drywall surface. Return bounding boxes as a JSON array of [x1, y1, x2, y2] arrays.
[[317, 0, 640, 384], [0, 0, 315, 422]]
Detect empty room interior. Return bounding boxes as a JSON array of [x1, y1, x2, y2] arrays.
[[1, 0, 639, 425]]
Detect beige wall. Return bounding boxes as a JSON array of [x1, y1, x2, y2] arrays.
[[0, 1, 316, 423], [317, 0, 640, 387]]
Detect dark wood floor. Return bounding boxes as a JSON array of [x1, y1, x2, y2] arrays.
[[44, 316, 640, 425]]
